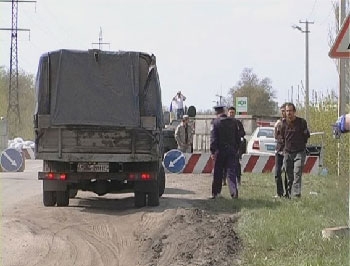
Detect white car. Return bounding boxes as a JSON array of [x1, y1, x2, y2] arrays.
[[246, 126, 276, 155]]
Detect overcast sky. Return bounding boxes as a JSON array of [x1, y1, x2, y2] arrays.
[[0, 0, 344, 111]]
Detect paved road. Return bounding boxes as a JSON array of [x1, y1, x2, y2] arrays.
[[1, 159, 43, 211]]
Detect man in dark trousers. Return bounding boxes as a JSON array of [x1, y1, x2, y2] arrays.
[[273, 103, 287, 197], [281, 102, 310, 198], [210, 105, 241, 199], [227, 106, 246, 186]]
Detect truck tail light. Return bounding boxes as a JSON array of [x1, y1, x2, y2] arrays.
[[141, 173, 151, 180], [128, 173, 136, 180], [46, 172, 67, 180], [48, 172, 54, 179], [128, 172, 153, 180], [252, 140, 260, 150]]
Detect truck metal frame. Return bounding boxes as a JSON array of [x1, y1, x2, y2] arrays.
[[34, 49, 165, 208]]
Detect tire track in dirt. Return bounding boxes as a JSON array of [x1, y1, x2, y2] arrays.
[[3, 169, 243, 266], [2, 196, 140, 266]]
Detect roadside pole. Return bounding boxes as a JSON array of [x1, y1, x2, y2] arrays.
[[327, 6, 350, 238]]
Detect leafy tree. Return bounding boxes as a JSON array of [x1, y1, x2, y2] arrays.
[[228, 68, 278, 116], [0, 67, 9, 118], [0, 66, 35, 139]]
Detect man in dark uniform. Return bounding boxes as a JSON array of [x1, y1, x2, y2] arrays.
[[210, 105, 241, 199], [227, 106, 246, 186]]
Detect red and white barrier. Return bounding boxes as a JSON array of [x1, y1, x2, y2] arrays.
[[22, 147, 35, 160], [182, 153, 214, 174], [241, 154, 319, 174], [165, 153, 319, 175]]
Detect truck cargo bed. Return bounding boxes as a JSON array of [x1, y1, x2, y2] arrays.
[[36, 127, 160, 162]]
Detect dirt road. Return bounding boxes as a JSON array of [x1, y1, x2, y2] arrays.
[[1, 160, 241, 266]]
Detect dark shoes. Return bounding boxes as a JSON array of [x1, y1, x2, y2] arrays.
[[222, 178, 227, 186], [273, 193, 291, 199], [210, 193, 223, 199], [274, 191, 301, 199], [231, 190, 238, 199]]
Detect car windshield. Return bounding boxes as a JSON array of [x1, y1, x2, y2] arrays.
[[257, 128, 274, 138]]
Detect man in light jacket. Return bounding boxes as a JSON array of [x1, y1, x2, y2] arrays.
[[175, 115, 193, 153]]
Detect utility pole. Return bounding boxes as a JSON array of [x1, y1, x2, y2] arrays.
[[0, 0, 36, 138], [91, 27, 110, 50], [215, 94, 223, 105], [338, 0, 347, 117], [292, 20, 314, 123]]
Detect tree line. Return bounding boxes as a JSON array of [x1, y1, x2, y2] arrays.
[[0, 67, 36, 140]]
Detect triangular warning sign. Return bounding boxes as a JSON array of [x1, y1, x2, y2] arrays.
[[329, 13, 350, 58]]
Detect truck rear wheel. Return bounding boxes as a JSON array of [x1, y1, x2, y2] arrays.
[[148, 178, 160, 206], [135, 191, 146, 207], [158, 166, 166, 197], [148, 191, 160, 206], [69, 189, 78, 199], [43, 191, 56, 206], [56, 191, 69, 206]]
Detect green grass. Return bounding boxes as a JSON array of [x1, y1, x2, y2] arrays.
[[201, 173, 349, 266]]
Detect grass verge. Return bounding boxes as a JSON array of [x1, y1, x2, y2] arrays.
[[202, 173, 349, 266]]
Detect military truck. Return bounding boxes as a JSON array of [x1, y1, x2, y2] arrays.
[[34, 49, 165, 208]]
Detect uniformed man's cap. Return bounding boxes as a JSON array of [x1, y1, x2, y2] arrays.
[[182, 114, 189, 120], [213, 104, 225, 112]]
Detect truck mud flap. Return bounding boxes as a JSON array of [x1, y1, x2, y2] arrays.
[[43, 180, 67, 191], [134, 180, 158, 193]]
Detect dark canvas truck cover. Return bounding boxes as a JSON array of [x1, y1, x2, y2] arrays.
[[34, 49, 164, 161], [35, 49, 163, 128], [34, 49, 165, 208]]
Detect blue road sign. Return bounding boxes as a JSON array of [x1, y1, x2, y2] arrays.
[[163, 149, 186, 173], [0, 148, 23, 172]]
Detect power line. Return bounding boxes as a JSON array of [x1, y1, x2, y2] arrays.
[[0, 0, 36, 138], [91, 27, 110, 50], [292, 20, 314, 123], [307, 0, 318, 20]]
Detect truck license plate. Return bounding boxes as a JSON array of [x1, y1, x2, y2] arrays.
[[77, 163, 109, 172]]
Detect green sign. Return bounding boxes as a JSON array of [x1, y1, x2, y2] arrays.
[[236, 97, 248, 113]]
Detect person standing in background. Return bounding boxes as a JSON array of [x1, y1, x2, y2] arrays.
[[227, 107, 246, 186], [210, 105, 241, 199], [281, 102, 310, 198], [175, 115, 193, 153], [273, 103, 287, 197], [172, 91, 186, 120]]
